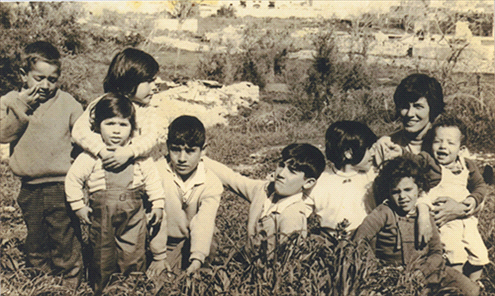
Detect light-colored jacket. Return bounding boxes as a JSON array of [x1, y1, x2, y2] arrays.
[[204, 157, 307, 252], [150, 158, 223, 263]]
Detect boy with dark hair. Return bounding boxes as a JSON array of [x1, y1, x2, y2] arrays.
[[149, 115, 223, 275], [204, 143, 325, 254], [0, 41, 84, 285]]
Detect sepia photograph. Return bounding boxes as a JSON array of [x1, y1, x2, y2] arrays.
[[0, 1, 494, 295]]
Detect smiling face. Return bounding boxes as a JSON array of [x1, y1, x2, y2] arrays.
[[132, 79, 157, 105], [432, 126, 462, 166], [274, 160, 314, 197], [22, 60, 60, 101], [100, 117, 132, 148], [168, 143, 203, 181], [399, 97, 431, 136], [390, 177, 419, 214]]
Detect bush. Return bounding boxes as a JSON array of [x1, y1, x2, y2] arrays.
[[216, 5, 236, 18]]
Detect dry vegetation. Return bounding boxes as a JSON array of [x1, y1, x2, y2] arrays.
[[1, 2, 494, 295]]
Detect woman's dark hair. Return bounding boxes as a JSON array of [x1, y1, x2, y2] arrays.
[[394, 73, 444, 122], [91, 93, 136, 135], [374, 156, 429, 205], [103, 48, 159, 99], [325, 121, 377, 170]]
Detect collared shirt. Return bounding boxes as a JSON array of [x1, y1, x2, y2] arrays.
[[306, 167, 377, 230], [261, 192, 304, 218], [150, 157, 223, 262]]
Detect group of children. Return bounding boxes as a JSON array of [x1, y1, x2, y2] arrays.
[[0, 41, 488, 295]]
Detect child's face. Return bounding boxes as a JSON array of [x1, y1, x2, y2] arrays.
[[390, 177, 419, 214], [352, 147, 375, 172], [133, 79, 157, 105], [22, 61, 60, 102], [100, 117, 132, 147], [274, 160, 314, 197], [168, 143, 203, 180], [432, 126, 462, 166]]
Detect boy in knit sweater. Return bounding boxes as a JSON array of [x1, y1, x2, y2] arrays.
[[0, 41, 84, 285], [353, 157, 480, 296], [204, 143, 325, 255], [148, 116, 223, 276]]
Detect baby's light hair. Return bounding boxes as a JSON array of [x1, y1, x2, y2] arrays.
[[432, 114, 467, 146]]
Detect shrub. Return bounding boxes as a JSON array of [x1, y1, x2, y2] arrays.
[[216, 5, 236, 18]]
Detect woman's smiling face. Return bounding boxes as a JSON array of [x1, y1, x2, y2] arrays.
[[399, 97, 431, 135]]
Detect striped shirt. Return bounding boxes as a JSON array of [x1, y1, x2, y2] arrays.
[[65, 151, 165, 211]]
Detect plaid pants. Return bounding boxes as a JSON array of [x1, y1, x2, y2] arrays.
[[17, 182, 83, 284]]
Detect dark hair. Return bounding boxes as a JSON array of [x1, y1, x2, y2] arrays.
[[167, 115, 206, 148], [394, 73, 444, 122], [432, 114, 467, 146], [103, 48, 159, 99], [91, 93, 136, 134], [325, 121, 377, 170], [280, 143, 325, 179], [22, 41, 61, 74], [374, 156, 429, 205]]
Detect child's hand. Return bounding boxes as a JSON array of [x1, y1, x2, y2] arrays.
[[18, 85, 41, 108], [101, 146, 134, 170], [148, 208, 163, 226], [75, 206, 92, 225], [186, 259, 201, 274], [147, 259, 172, 278], [416, 203, 432, 248]]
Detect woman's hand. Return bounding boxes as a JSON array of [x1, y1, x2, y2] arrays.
[[432, 196, 469, 227]]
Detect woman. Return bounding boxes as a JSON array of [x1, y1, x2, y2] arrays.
[[375, 73, 479, 245]]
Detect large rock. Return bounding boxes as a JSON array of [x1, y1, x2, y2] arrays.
[[151, 80, 259, 132]]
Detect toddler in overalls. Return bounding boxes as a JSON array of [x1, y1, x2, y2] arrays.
[[412, 115, 488, 281], [65, 93, 165, 294]]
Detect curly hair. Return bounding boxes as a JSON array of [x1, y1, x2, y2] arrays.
[[374, 156, 429, 205]]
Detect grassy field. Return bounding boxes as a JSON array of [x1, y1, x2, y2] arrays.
[[1, 3, 495, 295]]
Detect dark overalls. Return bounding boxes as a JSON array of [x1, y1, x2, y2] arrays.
[[88, 163, 147, 294]]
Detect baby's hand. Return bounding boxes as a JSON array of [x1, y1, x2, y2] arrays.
[[416, 203, 432, 248], [75, 206, 92, 225], [18, 85, 41, 108], [148, 208, 163, 226]]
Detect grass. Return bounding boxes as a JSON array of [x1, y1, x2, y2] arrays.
[[1, 4, 495, 295]]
